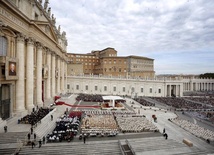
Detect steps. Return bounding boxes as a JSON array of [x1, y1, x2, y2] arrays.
[[18, 140, 122, 155]]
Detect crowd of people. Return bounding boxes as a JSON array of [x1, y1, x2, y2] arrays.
[[81, 110, 118, 137], [150, 97, 211, 111], [133, 98, 155, 107], [76, 94, 103, 102], [19, 107, 52, 126], [185, 97, 214, 107], [115, 115, 158, 133], [47, 113, 81, 142]]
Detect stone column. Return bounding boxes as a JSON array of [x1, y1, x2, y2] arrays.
[[64, 61, 67, 94], [36, 42, 43, 107], [46, 49, 51, 99], [56, 56, 61, 94], [26, 37, 35, 111], [51, 53, 56, 97], [61, 60, 65, 93], [15, 33, 26, 113]]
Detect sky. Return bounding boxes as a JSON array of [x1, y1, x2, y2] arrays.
[[49, 0, 214, 75]]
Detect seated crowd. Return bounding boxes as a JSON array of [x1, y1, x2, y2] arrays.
[[133, 98, 155, 107], [47, 111, 81, 142], [81, 110, 118, 137], [76, 94, 103, 102], [19, 107, 52, 126], [115, 115, 158, 133], [150, 97, 211, 110], [170, 117, 214, 142], [186, 97, 214, 107]]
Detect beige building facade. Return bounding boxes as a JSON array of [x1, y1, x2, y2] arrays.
[[67, 47, 155, 78], [0, 0, 67, 121]]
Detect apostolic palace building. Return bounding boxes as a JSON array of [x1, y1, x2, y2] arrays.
[[0, 0, 214, 124]]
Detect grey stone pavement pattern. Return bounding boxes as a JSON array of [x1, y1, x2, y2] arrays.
[[0, 94, 214, 154]]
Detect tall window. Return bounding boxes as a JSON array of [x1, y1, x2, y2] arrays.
[[150, 88, 152, 93], [0, 36, 7, 56], [76, 85, 79, 90], [104, 86, 107, 91], [95, 86, 98, 91], [85, 85, 88, 90], [113, 86, 116, 91], [67, 84, 70, 89], [158, 88, 161, 93], [123, 87, 125, 92], [141, 88, 143, 93]]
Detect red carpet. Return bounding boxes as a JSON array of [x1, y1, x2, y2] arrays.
[[56, 101, 100, 108]]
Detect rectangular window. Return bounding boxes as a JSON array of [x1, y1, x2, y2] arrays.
[[67, 84, 70, 89], [141, 88, 143, 93], [95, 86, 98, 91], [150, 88, 152, 93], [114, 86, 116, 91], [158, 88, 161, 93], [85, 85, 88, 90], [76, 85, 79, 90], [104, 86, 107, 91], [123, 87, 125, 92]]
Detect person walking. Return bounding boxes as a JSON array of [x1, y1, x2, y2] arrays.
[[43, 136, 46, 144], [39, 139, 42, 148], [51, 115, 53, 121], [163, 128, 165, 134], [28, 133, 31, 140], [83, 135, 86, 144], [34, 133, 36, 140]]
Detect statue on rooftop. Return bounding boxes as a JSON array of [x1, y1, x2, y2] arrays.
[[44, 0, 49, 11]]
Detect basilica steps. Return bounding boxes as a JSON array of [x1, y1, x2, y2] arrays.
[[18, 140, 122, 155]]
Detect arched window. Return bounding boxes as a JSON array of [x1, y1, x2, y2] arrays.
[[0, 36, 7, 56]]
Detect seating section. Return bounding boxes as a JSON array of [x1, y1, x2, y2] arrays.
[[19, 108, 53, 126], [115, 115, 158, 132], [170, 118, 214, 142], [47, 114, 81, 142], [76, 94, 103, 102], [150, 97, 211, 110], [18, 140, 122, 155], [133, 97, 155, 107], [81, 110, 118, 137]]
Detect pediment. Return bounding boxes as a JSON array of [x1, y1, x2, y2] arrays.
[[34, 20, 58, 42]]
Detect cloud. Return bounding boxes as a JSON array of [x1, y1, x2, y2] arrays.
[[49, 0, 214, 74]]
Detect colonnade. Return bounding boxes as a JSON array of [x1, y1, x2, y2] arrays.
[[15, 33, 67, 112], [183, 81, 214, 91]]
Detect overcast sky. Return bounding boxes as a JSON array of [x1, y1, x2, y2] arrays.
[[49, 0, 214, 75]]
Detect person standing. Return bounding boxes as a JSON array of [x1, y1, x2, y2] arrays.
[[83, 135, 86, 144], [31, 141, 35, 149], [163, 128, 165, 134], [51, 115, 53, 121], [28, 133, 31, 140], [34, 133, 36, 140], [31, 127, 33, 134], [4, 126, 7, 133], [39, 139, 42, 148]]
